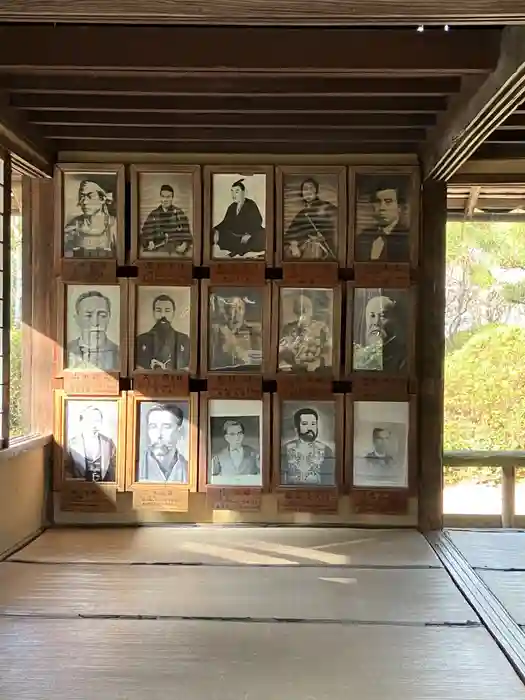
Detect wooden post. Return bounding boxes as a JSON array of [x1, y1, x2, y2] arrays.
[[418, 179, 447, 531]]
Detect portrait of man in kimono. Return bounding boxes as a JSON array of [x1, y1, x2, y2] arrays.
[[63, 177, 117, 259], [212, 177, 266, 258]]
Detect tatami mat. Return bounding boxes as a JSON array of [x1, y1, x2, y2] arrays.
[[10, 527, 441, 567], [479, 570, 525, 625], [0, 619, 521, 700], [0, 562, 477, 624], [446, 530, 525, 570]]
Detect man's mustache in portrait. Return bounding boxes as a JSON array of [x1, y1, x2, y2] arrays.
[[300, 429, 317, 442]]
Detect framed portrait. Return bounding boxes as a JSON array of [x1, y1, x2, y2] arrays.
[[199, 395, 270, 490], [273, 396, 344, 488], [126, 393, 198, 490], [129, 282, 198, 375], [53, 392, 126, 491], [57, 281, 127, 376], [203, 166, 274, 265], [55, 163, 125, 265], [272, 283, 341, 377], [201, 281, 271, 375], [350, 166, 419, 266], [348, 285, 414, 376], [276, 166, 346, 265], [130, 164, 201, 264], [350, 399, 411, 489]]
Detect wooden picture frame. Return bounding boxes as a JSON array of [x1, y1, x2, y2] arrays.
[[345, 282, 417, 387], [345, 394, 417, 499], [128, 280, 199, 379], [53, 390, 127, 495], [276, 165, 347, 266], [125, 392, 199, 498], [198, 392, 271, 494], [54, 162, 125, 279], [56, 280, 128, 393], [201, 279, 272, 377], [130, 164, 201, 266], [203, 165, 274, 266], [271, 280, 342, 378], [348, 165, 420, 275], [272, 394, 344, 513]]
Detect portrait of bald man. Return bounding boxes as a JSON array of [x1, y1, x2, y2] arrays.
[[65, 401, 118, 483], [63, 172, 118, 258], [352, 288, 408, 373], [355, 175, 411, 263]]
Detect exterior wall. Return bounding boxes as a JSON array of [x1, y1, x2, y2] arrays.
[[0, 444, 48, 556]]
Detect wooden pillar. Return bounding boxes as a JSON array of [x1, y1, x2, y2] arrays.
[[418, 179, 447, 531]]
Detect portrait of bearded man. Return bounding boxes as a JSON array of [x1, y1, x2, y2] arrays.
[[135, 291, 191, 372]]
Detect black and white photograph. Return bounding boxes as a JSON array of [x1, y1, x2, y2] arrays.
[[64, 400, 118, 482], [65, 284, 121, 372], [208, 287, 263, 372], [282, 173, 339, 261], [354, 173, 412, 263], [137, 172, 194, 259], [135, 286, 191, 372], [208, 399, 263, 487], [211, 173, 266, 259], [352, 288, 409, 373], [280, 401, 336, 486], [353, 401, 409, 488], [62, 171, 119, 259], [136, 401, 190, 484], [278, 288, 334, 373]]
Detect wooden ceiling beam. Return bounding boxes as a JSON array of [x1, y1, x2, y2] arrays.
[[54, 139, 418, 155], [12, 93, 446, 114], [41, 125, 426, 142], [0, 0, 519, 25], [1, 75, 462, 97], [0, 91, 53, 175], [0, 26, 500, 76], [422, 26, 525, 180], [485, 129, 525, 142], [28, 110, 437, 128]]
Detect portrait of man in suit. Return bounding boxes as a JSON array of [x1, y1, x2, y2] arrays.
[[355, 176, 410, 263], [65, 403, 117, 482], [353, 289, 408, 373], [136, 290, 191, 372], [283, 176, 338, 261], [212, 176, 266, 258], [280, 405, 335, 486], [66, 288, 120, 371], [140, 183, 193, 257], [137, 402, 189, 483], [208, 289, 263, 372], [63, 176, 117, 259], [210, 419, 261, 485]]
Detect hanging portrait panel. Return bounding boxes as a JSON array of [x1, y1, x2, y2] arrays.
[[202, 282, 269, 375], [350, 167, 418, 266], [60, 282, 127, 377], [55, 163, 125, 267], [351, 286, 412, 375], [274, 284, 340, 377], [352, 400, 410, 489], [205, 398, 264, 488], [130, 165, 201, 264], [277, 166, 346, 265], [203, 166, 274, 265], [133, 285, 193, 373]]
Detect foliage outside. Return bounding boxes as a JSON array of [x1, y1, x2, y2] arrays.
[[445, 219, 525, 486]]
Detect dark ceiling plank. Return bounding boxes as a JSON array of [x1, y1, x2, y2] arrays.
[[485, 129, 525, 142], [0, 91, 53, 175], [0, 0, 519, 25], [12, 93, 447, 113], [54, 139, 418, 154], [0, 26, 501, 75], [2, 74, 462, 97], [41, 125, 426, 142], [28, 110, 437, 128], [422, 26, 525, 180]]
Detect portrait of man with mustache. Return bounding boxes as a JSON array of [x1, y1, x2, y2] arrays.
[[136, 292, 190, 372], [280, 406, 335, 486]]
